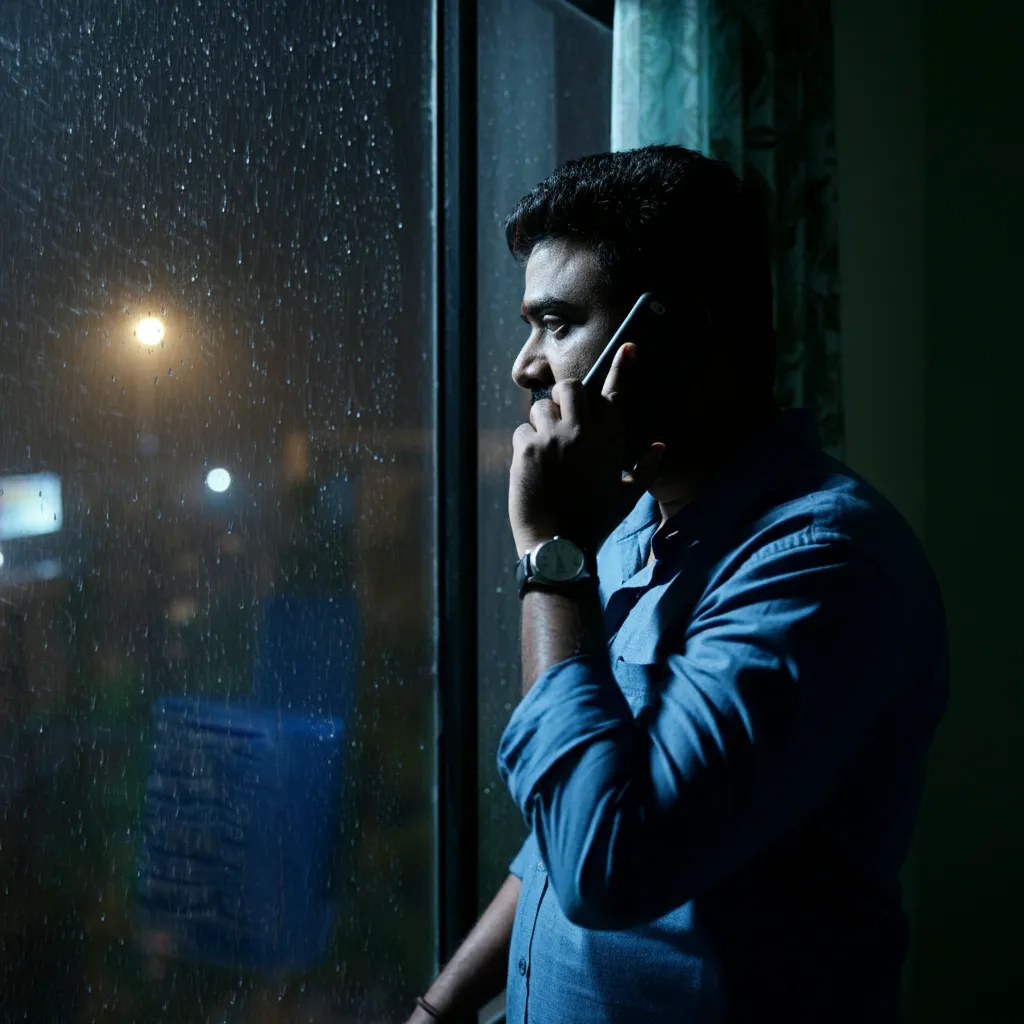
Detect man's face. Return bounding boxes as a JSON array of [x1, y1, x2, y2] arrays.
[[513, 237, 626, 403]]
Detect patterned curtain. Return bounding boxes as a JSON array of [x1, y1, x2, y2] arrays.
[[611, 0, 843, 454]]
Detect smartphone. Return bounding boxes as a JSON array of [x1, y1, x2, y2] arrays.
[[582, 292, 672, 468], [582, 292, 669, 397]]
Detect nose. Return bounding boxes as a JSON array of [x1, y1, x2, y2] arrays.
[[511, 334, 554, 392]]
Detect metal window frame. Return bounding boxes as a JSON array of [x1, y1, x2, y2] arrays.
[[436, 0, 480, 989]]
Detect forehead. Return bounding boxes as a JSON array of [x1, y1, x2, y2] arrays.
[[522, 237, 604, 306]]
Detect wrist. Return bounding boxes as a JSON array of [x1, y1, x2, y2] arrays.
[[515, 529, 591, 561], [413, 994, 448, 1022], [515, 536, 597, 601]]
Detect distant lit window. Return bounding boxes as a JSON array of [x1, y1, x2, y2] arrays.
[[0, 472, 63, 540]]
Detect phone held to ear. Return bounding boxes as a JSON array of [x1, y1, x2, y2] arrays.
[[581, 292, 669, 397], [582, 292, 672, 470]]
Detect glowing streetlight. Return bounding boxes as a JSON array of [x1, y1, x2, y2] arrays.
[[135, 316, 165, 346], [206, 468, 232, 493]]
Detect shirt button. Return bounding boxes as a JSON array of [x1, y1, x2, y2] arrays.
[[518, 956, 528, 976], [537, 861, 546, 873]]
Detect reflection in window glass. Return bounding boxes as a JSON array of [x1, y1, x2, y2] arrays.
[[0, 1, 436, 1020], [476, 0, 612, 908]]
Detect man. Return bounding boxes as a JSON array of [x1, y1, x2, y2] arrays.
[[408, 146, 947, 1022]]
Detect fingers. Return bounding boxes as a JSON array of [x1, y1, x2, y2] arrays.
[[601, 342, 637, 403], [528, 397, 558, 432], [552, 379, 586, 425], [511, 421, 536, 455], [530, 379, 587, 430]]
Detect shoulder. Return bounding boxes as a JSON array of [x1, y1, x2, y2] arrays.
[[640, 430, 949, 723], [679, 448, 950, 731], [704, 450, 946, 654], [743, 452, 928, 576]]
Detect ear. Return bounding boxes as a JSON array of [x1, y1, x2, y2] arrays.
[[623, 442, 666, 493]]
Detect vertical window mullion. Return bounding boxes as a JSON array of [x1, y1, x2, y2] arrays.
[[436, 0, 480, 980]]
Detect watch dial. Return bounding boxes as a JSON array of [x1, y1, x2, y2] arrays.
[[535, 538, 584, 581]]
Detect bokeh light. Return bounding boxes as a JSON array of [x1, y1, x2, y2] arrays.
[[135, 317, 165, 346], [205, 467, 232, 493]]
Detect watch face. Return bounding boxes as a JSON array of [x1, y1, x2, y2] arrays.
[[534, 537, 585, 581]]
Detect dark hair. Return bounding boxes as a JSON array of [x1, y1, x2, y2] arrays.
[[505, 145, 776, 396]]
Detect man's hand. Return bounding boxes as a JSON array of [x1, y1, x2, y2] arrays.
[[509, 342, 665, 557]]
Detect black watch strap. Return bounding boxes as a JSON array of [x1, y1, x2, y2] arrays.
[[519, 577, 596, 599]]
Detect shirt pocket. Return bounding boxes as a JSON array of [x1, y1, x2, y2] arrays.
[[612, 660, 667, 717]]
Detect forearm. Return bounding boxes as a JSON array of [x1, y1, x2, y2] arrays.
[[414, 874, 521, 1022], [500, 653, 651, 930], [520, 583, 606, 695]]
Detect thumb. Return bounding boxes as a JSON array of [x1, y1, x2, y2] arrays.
[[622, 442, 666, 493]]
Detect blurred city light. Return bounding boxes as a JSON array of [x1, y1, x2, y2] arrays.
[[206, 467, 232, 493], [135, 316, 165, 346], [0, 472, 63, 540]]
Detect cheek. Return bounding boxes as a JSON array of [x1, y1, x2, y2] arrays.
[[555, 352, 596, 382], [559, 327, 614, 381]]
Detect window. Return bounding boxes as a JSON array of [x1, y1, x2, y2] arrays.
[[475, 0, 613, 909], [0, 1, 436, 1019], [0, 1, 614, 1017]]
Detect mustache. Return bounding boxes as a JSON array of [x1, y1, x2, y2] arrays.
[[530, 387, 554, 405]]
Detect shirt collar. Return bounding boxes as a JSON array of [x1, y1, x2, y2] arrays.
[[605, 408, 821, 564]]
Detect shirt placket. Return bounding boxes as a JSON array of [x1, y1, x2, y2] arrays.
[[521, 862, 548, 1024]]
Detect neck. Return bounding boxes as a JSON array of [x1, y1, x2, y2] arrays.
[[649, 402, 780, 527]]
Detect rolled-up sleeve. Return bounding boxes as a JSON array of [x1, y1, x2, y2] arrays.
[[497, 532, 906, 931]]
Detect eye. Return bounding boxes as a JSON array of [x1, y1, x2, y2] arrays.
[[542, 316, 568, 338]]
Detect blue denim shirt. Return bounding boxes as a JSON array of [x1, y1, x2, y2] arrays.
[[498, 411, 948, 1023]]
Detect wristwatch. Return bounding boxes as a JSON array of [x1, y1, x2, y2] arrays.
[[516, 536, 593, 599]]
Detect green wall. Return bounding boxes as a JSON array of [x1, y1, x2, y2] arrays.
[[834, 0, 1024, 1019], [918, 1, 1024, 1019]]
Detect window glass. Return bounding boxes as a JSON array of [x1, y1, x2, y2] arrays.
[[0, 1, 436, 1019], [476, 0, 612, 908]]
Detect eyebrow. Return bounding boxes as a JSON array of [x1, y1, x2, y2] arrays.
[[520, 297, 582, 323]]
